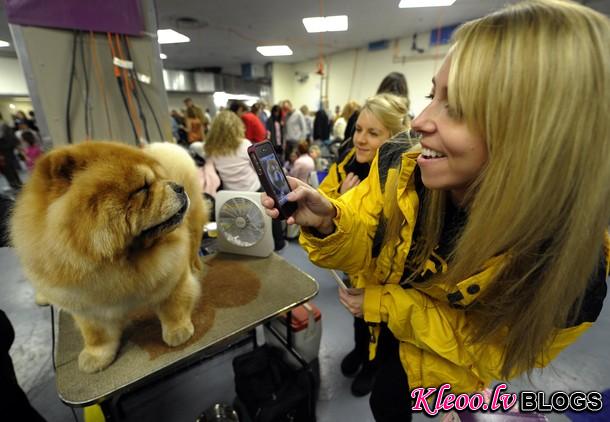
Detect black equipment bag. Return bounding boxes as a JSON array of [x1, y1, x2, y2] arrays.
[[233, 345, 316, 422]]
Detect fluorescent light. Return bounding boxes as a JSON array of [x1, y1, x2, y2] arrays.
[[399, 0, 456, 7], [0, 40, 9, 48], [256, 45, 293, 56], [302, 15, 348, 33], [160, 53, 167, 59], [157, 29, 190, 44]]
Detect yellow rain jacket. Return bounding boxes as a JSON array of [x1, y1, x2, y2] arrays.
[[301, 142, 609, 393], [318, 147, 357, 200]]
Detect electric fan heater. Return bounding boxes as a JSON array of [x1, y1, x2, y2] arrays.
[[215, 190, 274, 257]]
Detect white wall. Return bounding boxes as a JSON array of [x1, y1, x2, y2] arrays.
[[273, 30, 451, 116], [0, 57, 29, 97], [271, 62, 295, 106]]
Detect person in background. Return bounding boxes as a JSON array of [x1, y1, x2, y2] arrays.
[[264, 2, 609, 420], [204, 108, 212, 133], [313, 102, 331, 143], [283, 100, 307, 158], [20, 131, 42, 171], [229, 101, 266, 143], [170, 109, 188, 146], [343, 72, 410, 156], [0, 113, 22, 191], [300, 105, 313, 142], [266, 105, 284, 155], [333, 101, 361, 143], [318, 93, 411, 397], [185, 107, 204, 144], [290, 141, 321, 183], [283, 150, 298, 175], [252, 102, 268, 126], [27, 111, 38, 132], [184, 97, 209, 129]]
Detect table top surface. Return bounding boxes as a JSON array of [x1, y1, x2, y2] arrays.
[[55, 252, 319, 407]]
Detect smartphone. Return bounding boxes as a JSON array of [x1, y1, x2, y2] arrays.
[[248, 140, 297, 220]]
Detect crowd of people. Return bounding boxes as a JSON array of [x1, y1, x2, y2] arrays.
[[2, 2, 607, 420]]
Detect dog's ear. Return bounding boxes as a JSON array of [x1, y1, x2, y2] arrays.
[[36, 147, 88, 193], [37, 147, 87, 184]]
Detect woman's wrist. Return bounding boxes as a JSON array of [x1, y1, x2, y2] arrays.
[[314, 206, 337, 235]]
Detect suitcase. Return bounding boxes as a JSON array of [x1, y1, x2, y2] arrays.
[[265, 302, 321, 367]]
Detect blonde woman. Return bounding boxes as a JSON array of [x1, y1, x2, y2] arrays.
[[318, 93, 411, 397], [203, 110, 260, 192], [264, 1, 610, 420], [332, 100, 360, 142]]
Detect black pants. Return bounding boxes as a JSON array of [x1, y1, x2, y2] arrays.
[[369, 331, 412, 422], [0, 310, 46, 421], [353, 319, 396, 369]]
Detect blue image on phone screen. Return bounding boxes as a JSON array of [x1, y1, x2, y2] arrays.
[[259, 152, 290, 206]]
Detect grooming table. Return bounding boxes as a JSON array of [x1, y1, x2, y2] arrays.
[[54, 252, 319, 416]]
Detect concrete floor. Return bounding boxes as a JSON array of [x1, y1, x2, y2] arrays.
[[1, 172, 608, 421]]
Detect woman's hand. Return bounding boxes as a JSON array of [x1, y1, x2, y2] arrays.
[[338, 287, 364, 318], [339, 172, 360, 195], [261, 176, 336, 234]]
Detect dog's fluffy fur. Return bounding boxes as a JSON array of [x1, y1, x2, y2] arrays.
[[10, 141, 207, 373]]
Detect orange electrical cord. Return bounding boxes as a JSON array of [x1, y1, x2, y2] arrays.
[[107, 32, 142, 141], [89, 31, 113, 139]]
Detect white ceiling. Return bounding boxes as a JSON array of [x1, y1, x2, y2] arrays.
[[0, 0, 609, 73]]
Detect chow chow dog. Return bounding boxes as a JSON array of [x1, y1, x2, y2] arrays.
[[10, 141, 207, 373]]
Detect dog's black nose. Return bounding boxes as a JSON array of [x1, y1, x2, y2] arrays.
[[169, 183, 184, 194]]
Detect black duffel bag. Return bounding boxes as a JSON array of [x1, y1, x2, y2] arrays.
[[233, 345, 316, 422]]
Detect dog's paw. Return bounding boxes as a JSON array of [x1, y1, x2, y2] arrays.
[[78, 347, 116, 373], [162, 320, 194, 347]]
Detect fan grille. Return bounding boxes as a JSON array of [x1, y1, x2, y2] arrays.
[[218, 197, 266, 247]]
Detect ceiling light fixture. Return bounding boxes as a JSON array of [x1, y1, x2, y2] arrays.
[[160, 53, 167, 59], [399, 0, 456, 7], [157, 29, 190, 44], [0, 40, 10, 48], [256, 45, 293, 57], [302, 15, 348, 33]]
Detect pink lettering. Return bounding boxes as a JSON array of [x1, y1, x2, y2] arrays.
[[500, 392, 518, 410], [440, 393, 456, 411], [454, 394, 469, 411], [411, 387, 437, 415], [468, 393, 485, 410], [490, 383, 508, 411]]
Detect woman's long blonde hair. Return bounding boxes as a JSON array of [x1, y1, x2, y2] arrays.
[[398, 0, 609, 378], [204, 110, 245, 157], [361, 93, 410, 137]]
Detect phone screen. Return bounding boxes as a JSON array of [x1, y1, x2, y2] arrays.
[[258, 149, 291, 206]]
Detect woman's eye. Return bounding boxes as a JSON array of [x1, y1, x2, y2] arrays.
[[425, 94, 434, 99]]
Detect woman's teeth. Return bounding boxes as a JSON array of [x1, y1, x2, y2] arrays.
[[421, 147, 446, 158]]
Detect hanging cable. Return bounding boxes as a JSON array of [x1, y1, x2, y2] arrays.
[[120, 35, 151, 143], [114, 33, 144, 144], [125, 36, 164, 141], [90, 31, 113, 139], [66, 31, 78, 144], [79, 31, 91, 139], [107, 32, 139, 145]]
